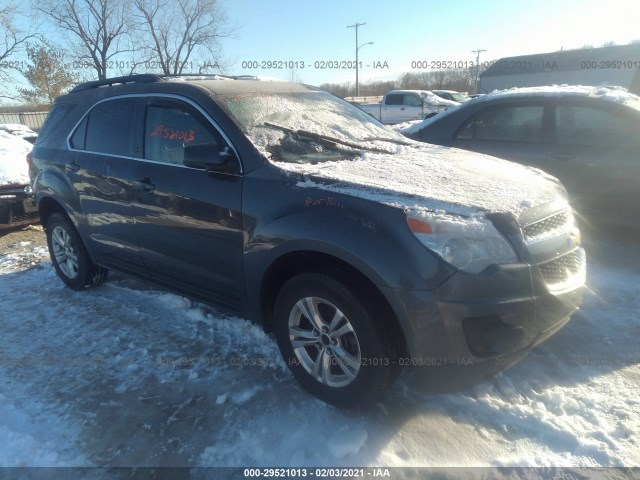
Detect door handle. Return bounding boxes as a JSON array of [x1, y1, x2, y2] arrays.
[[551, 153, 575, 161], [65, 161, 80, 172], [400, 107, 406, 110], [133, 178, 155, 192]]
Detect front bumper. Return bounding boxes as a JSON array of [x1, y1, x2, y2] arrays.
[[380, 257, 584, 391]]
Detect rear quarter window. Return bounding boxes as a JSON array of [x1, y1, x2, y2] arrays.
[[36, 103, 78, 148]]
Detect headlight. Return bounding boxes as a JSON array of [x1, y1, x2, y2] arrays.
[[406, 210, 518, 273]]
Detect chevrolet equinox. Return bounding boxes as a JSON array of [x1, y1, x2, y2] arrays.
[[30, 74, 586, 407]]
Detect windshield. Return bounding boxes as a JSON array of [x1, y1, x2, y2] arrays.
[[217, 91, 411, 163]]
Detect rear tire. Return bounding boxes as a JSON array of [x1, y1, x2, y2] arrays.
[[274, 273, 399, 408], [46, 213, 107, 290]]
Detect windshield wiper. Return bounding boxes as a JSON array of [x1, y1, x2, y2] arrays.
[[264, 122, 392, 154], [361, 136, 414, 146]]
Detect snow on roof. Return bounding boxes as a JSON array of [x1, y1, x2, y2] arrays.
[[193, 80, 316, 95], [480, 84, 639, 103], [0, 131, 32, 186]]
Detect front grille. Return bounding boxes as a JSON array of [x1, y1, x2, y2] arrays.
[[538, 250, 584, 291], [519, 207, 585, 293], [0, 197, 39, 229], [523, 210, 571, 242]]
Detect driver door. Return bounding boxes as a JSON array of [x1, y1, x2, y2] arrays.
[[131, 97, 245, 309]]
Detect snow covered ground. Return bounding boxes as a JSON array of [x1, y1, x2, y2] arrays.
[[0, 229, 638, 468], [0, 129, 32, 186]]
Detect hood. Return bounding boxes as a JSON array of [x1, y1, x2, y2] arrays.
[[274, 143, 567, 218]]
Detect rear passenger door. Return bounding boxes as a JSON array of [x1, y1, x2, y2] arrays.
[[131, 97, 245, 309], [547, 100, 640, 224], [67, 97, 145, 271]]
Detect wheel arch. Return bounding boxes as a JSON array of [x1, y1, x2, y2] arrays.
[[38, 195, 70, 228], [259, 250, 408, 359]]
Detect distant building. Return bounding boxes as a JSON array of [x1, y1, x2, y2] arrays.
[[479, 44, 640, 94]]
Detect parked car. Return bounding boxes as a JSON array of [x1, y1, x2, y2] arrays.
[[432, 90, 470, 102], [0, 130, 38, 230], [401, 85, 640, 231], [30, 75, 585, 407], [356, 90, 460, 124]]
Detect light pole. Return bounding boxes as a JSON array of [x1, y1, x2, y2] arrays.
[[347, 22, 372, 97], [472, 49, 486, 94], [356, 41, 373, 96]]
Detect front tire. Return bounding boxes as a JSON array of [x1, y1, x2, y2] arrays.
[[46, 213, 107, 290], [274, 273, 399, 407]]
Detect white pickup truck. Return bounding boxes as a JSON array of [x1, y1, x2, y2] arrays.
[[355, 90, 460, 124]]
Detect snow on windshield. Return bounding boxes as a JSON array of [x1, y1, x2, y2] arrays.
[[0, 131, 32, 186], [220, 92, 408, 161]]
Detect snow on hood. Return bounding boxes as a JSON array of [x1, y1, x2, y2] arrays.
[[274, 144, 566, 217], [0, 131, 32, 186]]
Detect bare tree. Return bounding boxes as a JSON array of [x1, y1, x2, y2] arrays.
[[397, 70, 475, 93], [0, 5, 38, 98], [38, 0, 131, 80], [132, 0, 233, 75]]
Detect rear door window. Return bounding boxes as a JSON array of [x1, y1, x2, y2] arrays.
[[403, 94, 422, 107], [555, 105, 639, 147], [385, 94, 404, 106], [83, 98, 138, 156], [456, 105, 545, 143]]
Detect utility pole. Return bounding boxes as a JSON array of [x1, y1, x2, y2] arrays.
[[472, 49, 486, 94], [347, 22, 372, 97]]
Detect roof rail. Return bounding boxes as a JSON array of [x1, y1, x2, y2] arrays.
[[160, 73, 258, 80], [70, 74, 164, 93]]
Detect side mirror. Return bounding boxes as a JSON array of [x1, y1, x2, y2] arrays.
[[183, 144, 239, 173]]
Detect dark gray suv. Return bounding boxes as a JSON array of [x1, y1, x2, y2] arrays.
[[30, 75, 585, 407]]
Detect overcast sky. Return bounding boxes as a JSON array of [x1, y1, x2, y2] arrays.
[[220, 0, 640, 85]]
